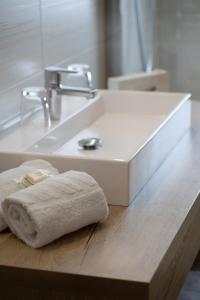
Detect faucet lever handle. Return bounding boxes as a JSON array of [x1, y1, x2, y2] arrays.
[[67, 64, 90, 73], [67, 64, 93, 89], [45, 66, 77, 75], [45, 64, 94, 90]]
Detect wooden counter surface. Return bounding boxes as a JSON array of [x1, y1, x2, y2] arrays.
[[1, 100, 200, 300]]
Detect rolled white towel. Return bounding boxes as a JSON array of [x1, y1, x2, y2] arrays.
[[0, 160, 59, 231], [2, 171, 109, 248]]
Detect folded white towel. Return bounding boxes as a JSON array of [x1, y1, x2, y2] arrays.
[[2, 171, 109, 248], [0, 160, 59, 231]]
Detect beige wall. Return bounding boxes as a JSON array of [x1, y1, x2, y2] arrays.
[[157, 0, 200, 98], [0, 0, 105, 126]]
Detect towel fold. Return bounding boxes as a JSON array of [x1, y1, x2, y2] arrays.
[[0, 160, 59, 231], [2, 171, 109, 248]]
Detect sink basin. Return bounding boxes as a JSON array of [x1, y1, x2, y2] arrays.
[[12, 90, 191, 206], [0, 95, 89, 152]]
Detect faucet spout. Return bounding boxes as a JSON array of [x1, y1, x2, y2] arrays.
[[58, 85, 97, 98]]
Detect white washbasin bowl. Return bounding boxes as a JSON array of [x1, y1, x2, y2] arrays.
[[0, 95, 89, 152], [12, 90, 191, 206]]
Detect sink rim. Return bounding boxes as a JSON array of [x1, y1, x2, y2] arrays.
[[26, 90, 191, 163]]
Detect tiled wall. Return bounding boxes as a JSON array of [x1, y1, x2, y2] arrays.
[[157, 0, 200, 98], [0, 0, 105, 125]]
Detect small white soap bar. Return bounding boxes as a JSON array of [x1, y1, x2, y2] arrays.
[[17, 169, 51, 187], [25, 169, 50, 185]]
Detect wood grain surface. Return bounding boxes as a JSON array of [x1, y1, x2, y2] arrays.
[[1, 100, 200, 299]]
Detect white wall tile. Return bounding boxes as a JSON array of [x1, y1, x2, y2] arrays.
[[41, 0, 105, 66], [0, 0, 42, 92]]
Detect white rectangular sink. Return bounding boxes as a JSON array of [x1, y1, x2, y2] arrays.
[[8, 90, 191, 206]]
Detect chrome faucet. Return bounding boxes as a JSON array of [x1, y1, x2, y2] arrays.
[[45, 64, 96, 121], [21, 64, 96, 128]]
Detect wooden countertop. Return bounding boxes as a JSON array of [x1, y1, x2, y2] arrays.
[[1, 100, 200, 300]]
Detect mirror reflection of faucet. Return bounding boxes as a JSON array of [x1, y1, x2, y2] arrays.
[[21, 64, 97, 129], [21, 86, 51, 128]]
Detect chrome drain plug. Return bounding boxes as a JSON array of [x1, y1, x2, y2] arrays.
[[78, 137, 101, 150]]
